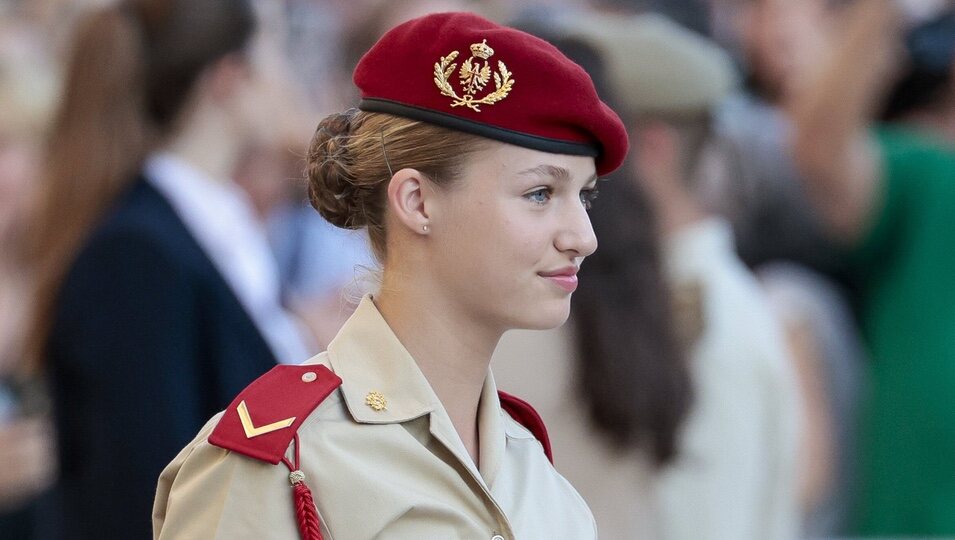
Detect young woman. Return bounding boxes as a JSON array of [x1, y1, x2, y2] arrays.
[[27, 1, 308, 538], [153, 11, 627, 540]]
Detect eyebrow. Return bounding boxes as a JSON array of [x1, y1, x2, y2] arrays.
[[517, 164, 598, 184]]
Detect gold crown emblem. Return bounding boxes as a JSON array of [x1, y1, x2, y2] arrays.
[[433, 37, 514, 112], [470, 39, 494, 59]]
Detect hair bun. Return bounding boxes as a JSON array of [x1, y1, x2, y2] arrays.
[[306, 109, 366, 229]]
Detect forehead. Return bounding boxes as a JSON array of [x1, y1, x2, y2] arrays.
[[461, 141, 598, 185]]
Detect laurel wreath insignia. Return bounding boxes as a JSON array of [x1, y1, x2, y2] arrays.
[[433, 46, 514, 112]]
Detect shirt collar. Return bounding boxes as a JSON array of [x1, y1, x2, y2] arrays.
[[326, 295, 508, 485], [144, 152, 250, 237], [326, 295, 438, 424], [476, 369, 505, 485]]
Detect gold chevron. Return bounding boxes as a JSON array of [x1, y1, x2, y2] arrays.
[[237, 400, 296, 439]]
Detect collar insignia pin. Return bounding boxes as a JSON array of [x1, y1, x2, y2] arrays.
[[365, 391, 387, 412]]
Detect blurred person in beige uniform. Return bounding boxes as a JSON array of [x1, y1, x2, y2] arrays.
[[494, 12, 802, 540], [153, 11, 629, 540]]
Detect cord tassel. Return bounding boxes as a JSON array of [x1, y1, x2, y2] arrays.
[[289, 470, 323, 540]]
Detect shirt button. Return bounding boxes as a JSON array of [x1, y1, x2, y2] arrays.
[[491, 535, 505, 540]]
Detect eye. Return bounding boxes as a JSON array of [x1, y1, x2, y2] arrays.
[[525, 187, 552, 206], [580, 188, 599, 210]]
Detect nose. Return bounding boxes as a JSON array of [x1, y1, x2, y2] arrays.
[[554, 201, 598, 258]]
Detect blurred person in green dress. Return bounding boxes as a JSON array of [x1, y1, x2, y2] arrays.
[[791, 1, 955, 535]]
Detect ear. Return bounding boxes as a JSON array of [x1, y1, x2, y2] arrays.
[[386, 168, 434, 235]]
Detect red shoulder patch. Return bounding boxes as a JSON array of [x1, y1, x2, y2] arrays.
[[498, 391, 553, 464], [209, 365, 342, 464]]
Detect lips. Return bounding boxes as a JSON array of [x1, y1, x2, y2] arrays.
[[539, 266, 579, 293]]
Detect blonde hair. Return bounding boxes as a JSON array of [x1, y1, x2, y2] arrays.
[[306, 109, 486, 263]]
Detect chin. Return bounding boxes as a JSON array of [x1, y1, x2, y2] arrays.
[[514, 297, 572, 330]]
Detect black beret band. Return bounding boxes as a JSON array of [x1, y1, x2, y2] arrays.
[[359, 98, 601, 158]]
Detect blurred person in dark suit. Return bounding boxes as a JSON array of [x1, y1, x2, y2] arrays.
[[24, 1, 312, 538]]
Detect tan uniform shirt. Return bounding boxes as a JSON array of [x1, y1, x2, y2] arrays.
[[153, 296, 596, 539]]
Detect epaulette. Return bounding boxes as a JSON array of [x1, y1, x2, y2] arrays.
[[209, 364, 341, 540], [210, 364, 341, 463], [498, 391, 553, 464]]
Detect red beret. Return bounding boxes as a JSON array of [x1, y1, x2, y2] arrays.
[[354, 12, 628, 176]]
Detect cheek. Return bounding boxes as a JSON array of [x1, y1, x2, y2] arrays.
[[437, 198, 494, 268], [486, 205, 553, 269], [437, 199, 544, 284]]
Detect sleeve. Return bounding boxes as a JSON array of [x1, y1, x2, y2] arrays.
[[49, 229, 206, 539], [153, 438, 305, 540]]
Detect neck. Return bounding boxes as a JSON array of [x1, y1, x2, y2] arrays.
[[375, 267, 501, 463], [162, 105, 241, 182]]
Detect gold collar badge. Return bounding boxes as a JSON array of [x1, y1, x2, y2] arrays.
[[433, 39, 515, 112], [365, 391, 387, 412]]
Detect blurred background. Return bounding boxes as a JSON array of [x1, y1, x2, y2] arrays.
[[1, 0, 953, 538]]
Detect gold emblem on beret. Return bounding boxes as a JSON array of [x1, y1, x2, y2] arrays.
[[433, 39, 514, 112], [365, 391, 387, 411]]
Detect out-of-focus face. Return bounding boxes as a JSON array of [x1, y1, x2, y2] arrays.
[[226, 25, 311, 149], [426, 142, 599, 332], [740, 0, 831, 102]]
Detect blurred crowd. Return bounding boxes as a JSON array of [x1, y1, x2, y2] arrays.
[[1, 0, 953, 538]]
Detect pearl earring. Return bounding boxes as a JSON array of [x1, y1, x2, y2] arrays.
[[422, 224, 430, 233]]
